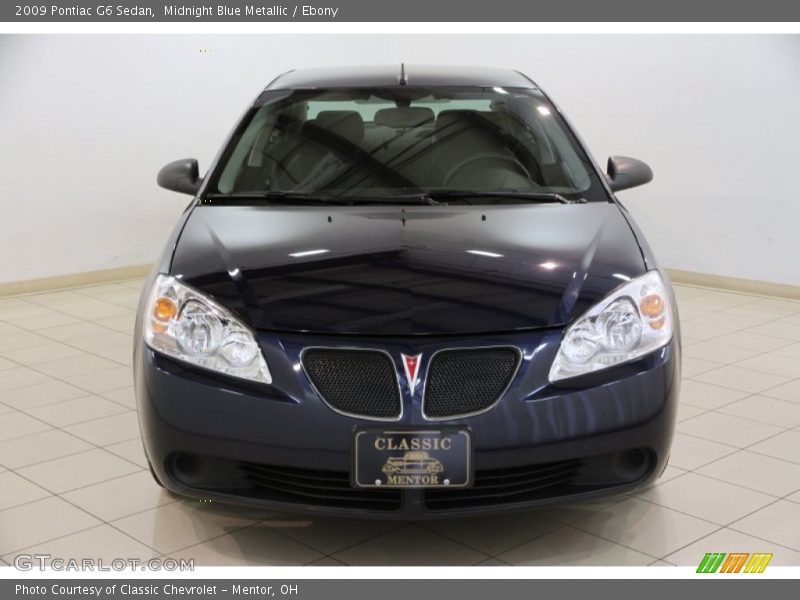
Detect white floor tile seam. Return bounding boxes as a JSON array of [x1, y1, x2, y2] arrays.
[[569, 495, 720, 536], [682, 358, 727, 378], [685, 369, 800, 398], [97, 386, 136, 404], [732, 420, 800, 452], [681, 347, 770, 368], [285, 521, 413, 563], [0, 426, 145, 488], [699, 525, 800, 558], [680, 459, 800, 499], [656, 524, 729, 564], [0, 351, 132, 400], [674, 424, 800, 473], [649, 558, 676, 566], [683, 289, 800, 308], [714, 396, 800, 427], [0, 310, 136, 355], [669, 429, 740, 452], [0, 422, 145, 470], [681, 333, 800, 365], [0, 383, 136, 414], [483, 521, 637, 562], [7, 458, 145, 499], [1, 515, 164, 561], [115, 518, 265, 560], [0, 523, 162, 565], [529, 521, 665, 564], [725, 516, 800, 554], [3, 486, 199, 559], [539, 491, 635, 525], [17, 395, 134, 426], [68, 290, 142, 309], [726, 354, 800, 378], [662, 443, 793, 499], [679, 388, 758, 414], [0, 300, 132, 327], [0, 296, 136, 322], [0, 440, 91, 473], [686, 301, 800, 322], [0, 461, 156, 515], [679, 295, 772, 311], [679, 396, 800, 431], [0, 497, 105, 557], [89, 386, 138, 410], [691, 343, 800, 374], [677, 409, 797, 444], [0, 336, 133, 373], [0, 410, 145, 474], [413, 516, 560, 560], [746, 447, 800, 467], [325, 523, 496, 566], [639, 478, 784, 530], [1, 281, 145, 305], [265, 514, 408, 559], [615, 488, 739, 530]]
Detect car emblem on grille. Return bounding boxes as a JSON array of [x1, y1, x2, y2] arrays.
[[401, 353, 422, 395]]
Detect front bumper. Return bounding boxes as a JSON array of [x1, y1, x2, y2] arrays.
[[135, 329, 680, 519]]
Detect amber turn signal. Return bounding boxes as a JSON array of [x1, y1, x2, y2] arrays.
[[639, 293, 665, 318], [153, 296, 178, 321]]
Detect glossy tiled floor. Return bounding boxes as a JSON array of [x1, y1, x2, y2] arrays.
[[1, 281, 799, 567]]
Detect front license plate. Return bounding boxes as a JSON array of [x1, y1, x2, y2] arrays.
[[353, 429, 471, 488]]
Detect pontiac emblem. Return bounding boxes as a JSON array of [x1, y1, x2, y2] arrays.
[[401, 353, 422, 395]]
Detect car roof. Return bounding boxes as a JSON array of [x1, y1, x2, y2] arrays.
[[266, 65, 537, 90]]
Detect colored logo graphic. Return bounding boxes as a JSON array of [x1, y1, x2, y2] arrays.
[[696, 552, 773, 573], [401, 353, 422, 395]]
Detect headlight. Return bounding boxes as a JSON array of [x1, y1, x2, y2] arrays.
[[144, 274, 272, 384], [549, 271, 673, 382]]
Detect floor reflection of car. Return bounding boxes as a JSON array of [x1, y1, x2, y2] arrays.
[[382, 452, 445, 475]]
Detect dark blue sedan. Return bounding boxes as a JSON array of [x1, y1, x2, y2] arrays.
[[134, 65, 681, 519]]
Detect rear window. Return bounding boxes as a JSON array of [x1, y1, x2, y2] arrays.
[[211, 86, 607, 202]]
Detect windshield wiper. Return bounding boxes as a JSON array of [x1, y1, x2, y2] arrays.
[[203, 191, 353, 205], [419, 190, 587, 205], [344, 190, 586, 205], [204, 190, 587, 206]]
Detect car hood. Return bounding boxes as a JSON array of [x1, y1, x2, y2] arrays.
[[170, 203, 646, 336]]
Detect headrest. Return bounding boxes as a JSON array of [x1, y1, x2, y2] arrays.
[[374, 107, 435, 128], [306, 110, 365, 144], [434, 109, 483, 136]]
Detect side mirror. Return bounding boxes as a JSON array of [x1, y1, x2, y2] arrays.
[[157, 158, 202, 196], [606, 156, 653, 192]]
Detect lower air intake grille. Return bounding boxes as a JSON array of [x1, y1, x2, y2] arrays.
[[424, 459, 583, 511], [302, 348, 401, 419], [239, 462, 402, 512], [423, 347, 520, 418]]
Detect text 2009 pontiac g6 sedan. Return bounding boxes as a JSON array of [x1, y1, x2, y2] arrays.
[[134, 65, 680, 518]]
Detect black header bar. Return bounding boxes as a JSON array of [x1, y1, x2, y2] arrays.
[[3, 0, 800, 22]]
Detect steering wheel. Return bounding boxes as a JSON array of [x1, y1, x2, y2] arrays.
[[443, 155, 532, 187]]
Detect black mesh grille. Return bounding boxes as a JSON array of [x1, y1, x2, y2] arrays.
[[423, 347, 520, 418], [302, 349, 401, 419]]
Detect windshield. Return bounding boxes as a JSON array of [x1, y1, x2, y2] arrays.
[[208, 86, 608, 203]]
